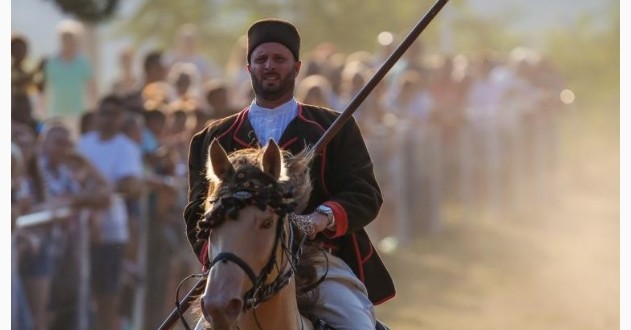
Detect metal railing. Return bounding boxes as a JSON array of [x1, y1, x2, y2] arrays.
[[13, 206, 92, 330]]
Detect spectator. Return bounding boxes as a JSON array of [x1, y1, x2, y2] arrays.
[[122, 49, 171, 114], [11, 142, 35, 330], [121, 112, 145, 146], [77, 95, 144, 330], [165, 23, 221, 82], [12, 143, 27, 226], [12, 93, 44, 136], [203, 79, 239, 120], [163, 109, 193, 167], [79, 110, 98, 136], [12, 33, 45, 98], [37, 122, 109, 329], [167, 61, 202, 112], [141, 81, 174, 112], [143, 50, 167, 87], [338, 60, 379, 127], [111, 46, 140, 99], [42, 20, 97, 124], [295, 74, 338, 109], [385, 69, 434, 123], [224, 34, 249, 97], [12, 124, 49, 330], [141, 110, 167, 167], [11, 127, 49, 330], [11, 123, 44, 214]]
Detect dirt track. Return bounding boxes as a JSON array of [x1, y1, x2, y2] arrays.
[[374, 109, 620, 330]]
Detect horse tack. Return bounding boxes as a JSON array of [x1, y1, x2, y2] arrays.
[[190, 140, 320, 330], [200, 166, 301, 303], [196, 167, 296, 238], [206, 206, 298, 311]]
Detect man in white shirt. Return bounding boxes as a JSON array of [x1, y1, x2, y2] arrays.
[[77, 95, 143, 330]]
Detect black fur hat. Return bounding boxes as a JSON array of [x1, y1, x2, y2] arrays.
[[247, 18, 300, 63]]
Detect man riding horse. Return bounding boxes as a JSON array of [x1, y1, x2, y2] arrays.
[[184, 18, 395, 329]]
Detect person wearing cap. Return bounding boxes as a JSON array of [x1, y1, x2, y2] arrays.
[[184, 18, 395, 329]]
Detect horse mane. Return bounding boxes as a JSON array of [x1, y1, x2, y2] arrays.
[[198, 144, 324, 316], [203, 146, 313, 215]]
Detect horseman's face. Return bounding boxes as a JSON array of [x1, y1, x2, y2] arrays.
[[248, 42, 301, 107]]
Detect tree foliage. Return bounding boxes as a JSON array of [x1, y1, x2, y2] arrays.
[[543, 3, 619, 106], [46, 0, 120, 23]]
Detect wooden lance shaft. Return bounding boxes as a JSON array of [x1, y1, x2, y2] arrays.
[[157, 276, 206, 330], [159, 0, 449, 328]]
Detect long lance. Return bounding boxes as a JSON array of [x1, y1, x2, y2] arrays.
[[159, 0, 449, 328]]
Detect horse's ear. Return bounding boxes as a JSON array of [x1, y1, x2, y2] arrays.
[[207, 138, 234, 181], [262, 139, 283, 181]]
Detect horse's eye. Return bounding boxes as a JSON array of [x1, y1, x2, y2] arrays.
[[261, 218, 274, 229]]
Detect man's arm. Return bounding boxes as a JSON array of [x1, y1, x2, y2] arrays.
[[116, 176, 143, 200], [320, 116, 383, 238], [183, 128, 211, 259]]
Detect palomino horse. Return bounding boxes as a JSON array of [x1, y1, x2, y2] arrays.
[[194, 139, 325, 330]]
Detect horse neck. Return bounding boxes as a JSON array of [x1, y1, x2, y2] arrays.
[[240, 280, 303, 330]]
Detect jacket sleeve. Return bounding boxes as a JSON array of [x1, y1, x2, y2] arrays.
[[321, 116, 383, 238], [183, 127, 211, 261]]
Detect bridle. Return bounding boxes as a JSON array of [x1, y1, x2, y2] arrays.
[[181, 168, 307, 329], [207, 203, 298, 311]]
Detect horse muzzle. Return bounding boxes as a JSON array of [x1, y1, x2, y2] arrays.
[[200, 263, 246, 329]]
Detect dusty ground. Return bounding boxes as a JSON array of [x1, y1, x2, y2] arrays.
[[375, 108, 620, 330]]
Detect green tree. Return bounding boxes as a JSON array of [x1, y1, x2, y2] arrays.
[[113, 0, 233, 61], [543, 4, 619, 107], [46, 0, 120, 23]]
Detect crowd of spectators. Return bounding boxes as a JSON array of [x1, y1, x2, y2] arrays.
[[11, 19, 570, 330]]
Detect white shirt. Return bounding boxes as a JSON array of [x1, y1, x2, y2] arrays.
[[248, 98, 299, 146], [77, 132, 143, 183], [77, 132, 143, 243]]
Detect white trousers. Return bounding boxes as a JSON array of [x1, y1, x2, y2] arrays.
[[307, 251, 376, 329]]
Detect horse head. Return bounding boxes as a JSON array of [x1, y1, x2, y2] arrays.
[[197, 138, 316, 330]]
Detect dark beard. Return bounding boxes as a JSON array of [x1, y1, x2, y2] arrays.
[[250, 71, 296, 103]]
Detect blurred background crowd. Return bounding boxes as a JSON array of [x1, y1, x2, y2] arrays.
[[10, 0, 619, 329]]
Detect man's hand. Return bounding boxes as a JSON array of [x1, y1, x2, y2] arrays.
[[290, 212, 329, 239]]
